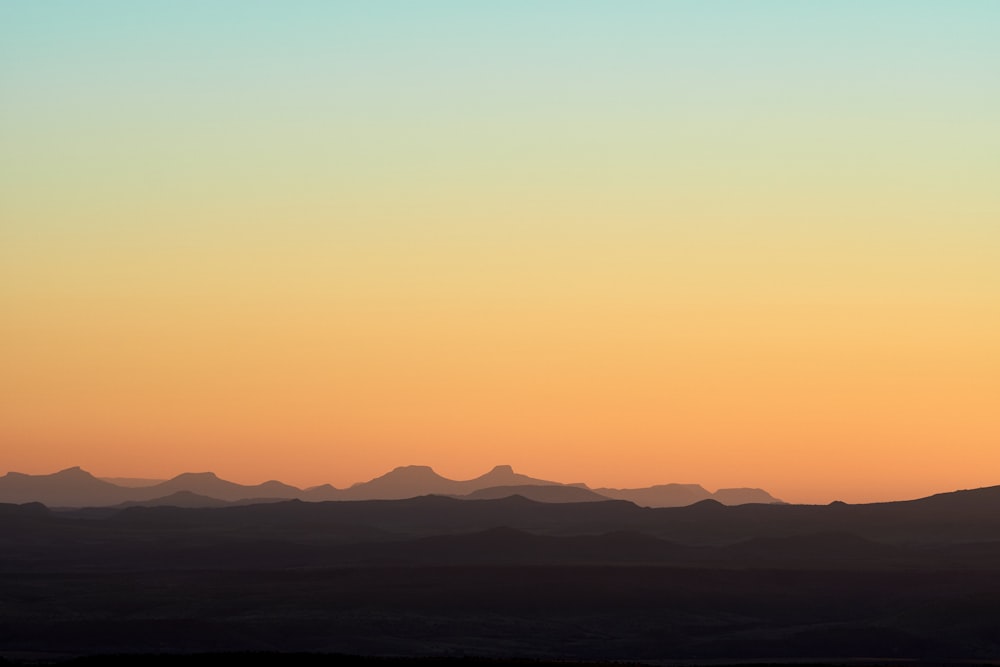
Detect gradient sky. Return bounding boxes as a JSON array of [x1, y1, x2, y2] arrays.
[[2, 2, 998, 503]]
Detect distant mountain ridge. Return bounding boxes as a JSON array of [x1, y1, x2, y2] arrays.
[[315, 464, 573, 501], [0, 464, 781, 508]]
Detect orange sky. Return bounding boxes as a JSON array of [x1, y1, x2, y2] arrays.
[[2, 3, 998, 504]]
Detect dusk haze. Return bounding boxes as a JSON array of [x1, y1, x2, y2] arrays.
[[3, 2, 998, 505]]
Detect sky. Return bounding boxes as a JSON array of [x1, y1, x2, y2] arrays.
[[2, 1, 998, 504]]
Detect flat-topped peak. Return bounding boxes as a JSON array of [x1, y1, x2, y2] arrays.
[[52, 466, 99, 480], [57, 466, 89, 475], [392, 465, 436, 473], [171, 471, 220, 480]]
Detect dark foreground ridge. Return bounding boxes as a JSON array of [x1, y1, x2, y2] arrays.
[[2, 486, 1000, 661], [8, 654, 990, 667]]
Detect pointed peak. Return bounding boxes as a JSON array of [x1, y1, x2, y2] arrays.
[[305, 483, 338, 491], [489, 465, 515, 474]]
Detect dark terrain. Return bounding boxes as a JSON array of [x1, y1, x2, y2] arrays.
[[2, 485, 1000, 662]]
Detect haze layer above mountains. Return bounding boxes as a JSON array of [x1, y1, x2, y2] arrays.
[[0, 464, 780, 508]]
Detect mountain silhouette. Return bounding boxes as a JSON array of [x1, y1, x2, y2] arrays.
[[898, 484, 1000, 515], [458, 464, 566, 491], [334, 464, 566, 500], [0, 463, 782, 508], [338, 465, 457, 499]]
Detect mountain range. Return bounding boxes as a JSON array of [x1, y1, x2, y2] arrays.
[[3, 477, 1000, 660], [0, 464, 781, 508], [2, 483, 1000, 659]]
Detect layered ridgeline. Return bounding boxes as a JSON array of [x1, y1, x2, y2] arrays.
[[3, 481, 1000, 658], [0, 464, 780, 508]]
